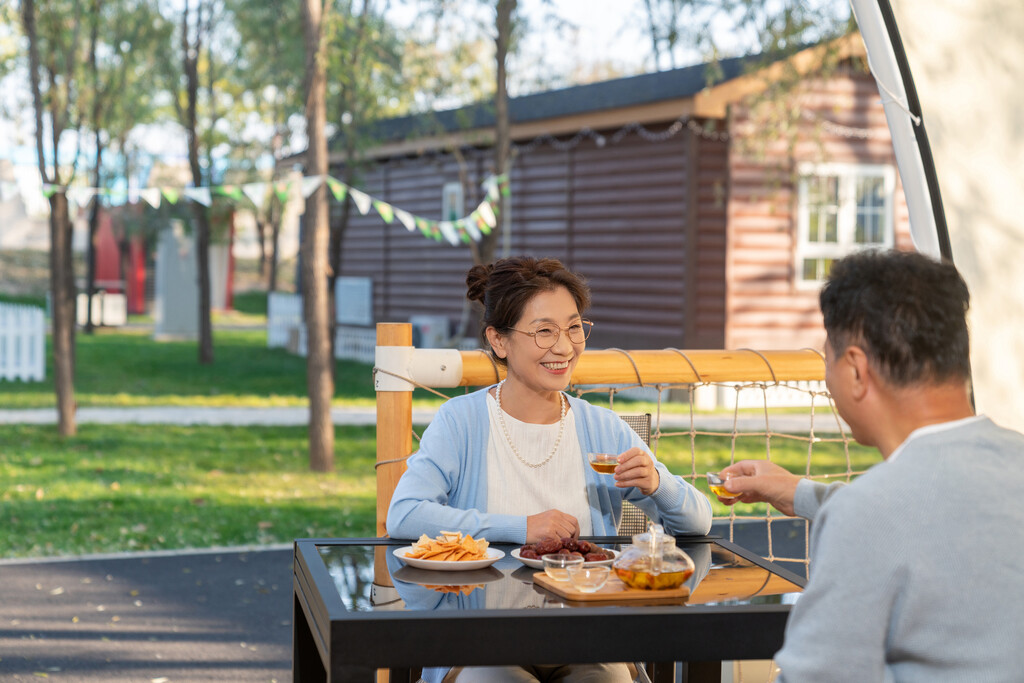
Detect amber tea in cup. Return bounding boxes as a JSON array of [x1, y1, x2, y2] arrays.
[[588, 452, 618, 474], [706, 472, 740, 499]]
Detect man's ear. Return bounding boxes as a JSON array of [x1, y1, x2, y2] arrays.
[[485, 326, 507, 360], [845, 345, 872, 400]]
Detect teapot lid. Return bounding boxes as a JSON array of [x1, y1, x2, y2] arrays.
[[631, 522, 677, 553]]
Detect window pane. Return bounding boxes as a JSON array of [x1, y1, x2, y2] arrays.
[[824, 212, 838, 242], [806, 176, 839, 244], [802, 258, 819, 281], [856, 177, 885, 244]]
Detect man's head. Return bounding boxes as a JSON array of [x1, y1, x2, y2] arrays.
[[820, 249, 971, 387]]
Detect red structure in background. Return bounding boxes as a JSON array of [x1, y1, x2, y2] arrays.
[[94, 211, 122, 291], [126, 236, 147, 314], [91, 205, 241, 315]]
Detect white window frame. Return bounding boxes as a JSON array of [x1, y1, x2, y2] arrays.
[[441, 181, 464, 222], [795, 162, 896, 287]]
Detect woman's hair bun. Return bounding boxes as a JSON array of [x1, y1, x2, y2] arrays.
[[465, 264, 492, 304]]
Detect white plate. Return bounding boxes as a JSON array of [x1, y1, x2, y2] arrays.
[[393, 546, 504, 571], [511, 547, 619, 569]]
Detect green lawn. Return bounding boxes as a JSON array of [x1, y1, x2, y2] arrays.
[[0, 324, 874, 559], [0, 420, 876, 558], [0, 328, 379, 408], [0, 424, 378, 558]]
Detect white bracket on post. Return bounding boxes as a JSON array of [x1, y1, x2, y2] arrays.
[[375, 347, 465, 391]]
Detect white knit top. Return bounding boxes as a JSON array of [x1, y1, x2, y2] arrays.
[[484, 392, 594, 536]]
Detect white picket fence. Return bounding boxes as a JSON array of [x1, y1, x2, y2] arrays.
[[0, 302, 46, 382], [267, 292, 302, 348]]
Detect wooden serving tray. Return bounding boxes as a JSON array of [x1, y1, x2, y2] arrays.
[[532, 571, 690, 603]]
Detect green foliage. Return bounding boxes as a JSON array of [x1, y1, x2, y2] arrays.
[[0, 424, 377, 557]]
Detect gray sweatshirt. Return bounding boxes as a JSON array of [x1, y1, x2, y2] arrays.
[[776, 416, 1024, 682]]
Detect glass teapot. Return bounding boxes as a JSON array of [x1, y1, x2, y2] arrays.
[[612, 522, 695, 590]]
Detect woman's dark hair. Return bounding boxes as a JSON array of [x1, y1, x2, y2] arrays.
[[466, 256, 591, 366], [819, 249, 971, 386]]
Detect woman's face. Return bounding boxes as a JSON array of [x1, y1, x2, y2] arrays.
[[489, 286, 585, 395]]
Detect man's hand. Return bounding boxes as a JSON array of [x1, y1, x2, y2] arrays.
[[614, 447, 660, 496], [717, 460, 801, 516], [526, 509, 580, 543]]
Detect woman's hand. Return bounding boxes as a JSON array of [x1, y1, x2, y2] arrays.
[[526, 509, 579, 543], [614, 447, 660, 496]]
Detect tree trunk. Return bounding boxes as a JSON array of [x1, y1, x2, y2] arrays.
[[255, 216, 269, 284], [327, 169, 354, 373], [483, 0, 516, 265], [183, 0, 213, 364], [268, 203, 281, 293], [22, 0, 76, 436], [49, 192, 77, 437], [193, 205, 214, 363], [301, 0, 334, 472], [85, 139, 103, 335]]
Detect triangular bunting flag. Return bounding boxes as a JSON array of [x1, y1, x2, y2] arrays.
[[415, 217, 431, 236], [476, 201, 497, 228], [438, 220, 459, 246], [161, 188, 180, 205], [394, 208, 416, 232], [242, 182, 267, 208], [214, 185, 244, 201], [41, 184, 59, 198], [183, 187, 213, 207], [300, 175, 324, 198], [373, 200, 395, 224], [483, 177, 499, 202], [325, 177, 348, 202], [462, 215, 481, 241], [349, 187, 372, 215], [275, 182, 291, 204], [139, 188, 162, 209]]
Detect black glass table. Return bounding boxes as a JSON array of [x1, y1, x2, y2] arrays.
[[293, 537, 805, 683]]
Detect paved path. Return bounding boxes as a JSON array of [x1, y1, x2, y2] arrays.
[[0, 546, 293, 683], [0, 405, 847, 433]]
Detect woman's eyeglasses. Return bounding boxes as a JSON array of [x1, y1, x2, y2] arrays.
[[510, 320, 593, 349]]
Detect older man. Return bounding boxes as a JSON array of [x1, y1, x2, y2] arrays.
[[719, 249, 1024, 681]]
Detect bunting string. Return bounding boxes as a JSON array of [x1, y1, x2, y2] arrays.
[[35, 174, 510, 248]]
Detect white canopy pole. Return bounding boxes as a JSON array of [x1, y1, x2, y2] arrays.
[[848, 0, 944, 259]]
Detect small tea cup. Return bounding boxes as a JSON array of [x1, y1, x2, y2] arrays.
[[567, 564, 611, 593], [542, 553, 585, 582]]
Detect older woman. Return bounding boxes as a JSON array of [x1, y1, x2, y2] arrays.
[[386, 256, 712, 682]]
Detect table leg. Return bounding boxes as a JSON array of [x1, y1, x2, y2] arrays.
[[649, 661, 677, 682], [293, 593, 327, 683]]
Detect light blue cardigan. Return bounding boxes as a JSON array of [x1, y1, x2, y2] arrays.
[[386, 387, 712, 542]]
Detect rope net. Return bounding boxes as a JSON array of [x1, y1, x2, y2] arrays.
[[376, 346, 872, 579]]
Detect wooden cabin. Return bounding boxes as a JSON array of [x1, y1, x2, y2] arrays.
[[323, 34, 911, 352]]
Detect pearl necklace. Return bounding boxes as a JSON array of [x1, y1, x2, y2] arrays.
[[494, 379, 566, 469]]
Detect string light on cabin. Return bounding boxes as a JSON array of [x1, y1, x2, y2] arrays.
[[799, 110, 885, 139], [512, 114, 729, 154]]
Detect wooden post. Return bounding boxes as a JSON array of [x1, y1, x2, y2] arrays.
[[375, 323, 413, 538]]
